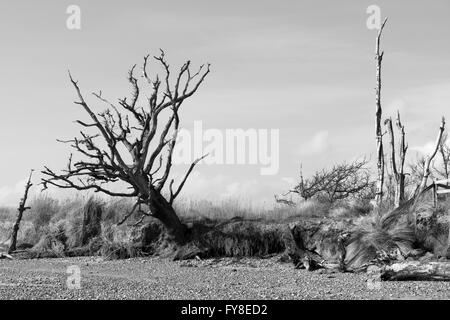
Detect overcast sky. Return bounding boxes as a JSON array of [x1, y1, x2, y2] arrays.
[[1, 1, 450, 206]]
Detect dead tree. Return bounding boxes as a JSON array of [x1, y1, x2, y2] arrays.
[[42, 51, 210, 245], [395, 112, 408, 205], [384, 111, 408, 207], [374, 18, 388, 207], [433, 132, 450, 181], [284, 159, 372, 203], [9, 169, 33, 253], [418, 117, 446, 193]]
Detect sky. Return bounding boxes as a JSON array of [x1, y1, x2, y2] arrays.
[[1, 0, 450, 207]]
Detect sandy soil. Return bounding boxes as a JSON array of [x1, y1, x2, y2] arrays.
[[0, 256, 449, 300]]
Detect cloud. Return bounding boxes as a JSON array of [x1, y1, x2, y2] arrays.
[[177, 171, 294, 208], [410, 141, 437, 156], [0, 177, 31, 206], [387, 82, 450, 134], [281, 177, 296, 187], [180, 172, 228, 195], [298, 130, 330, 156], [411, 133, 450, 158]]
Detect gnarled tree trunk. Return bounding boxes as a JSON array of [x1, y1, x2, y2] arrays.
[[148, 189, 187, 245]]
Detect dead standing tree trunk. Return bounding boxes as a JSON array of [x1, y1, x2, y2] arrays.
[[375, 18, 388, 208], [395, 112, 408, 206], [41, 51, 210, 245], [384, 111, 408, 208], [9, 169, 33, 253], [438, 133, 450, 180], [418, 117, 446, 193]]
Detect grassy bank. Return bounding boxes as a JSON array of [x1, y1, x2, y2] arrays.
[[0, 194, 447, 268]]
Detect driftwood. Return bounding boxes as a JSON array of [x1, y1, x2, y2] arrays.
[[0, 253, 13, 260], [380, 261, 450, 281]]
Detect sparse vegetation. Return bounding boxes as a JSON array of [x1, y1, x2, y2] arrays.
[[0, 193, 366, 260]]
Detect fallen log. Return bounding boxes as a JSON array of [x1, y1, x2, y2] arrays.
[[381, 261, 450, 281]]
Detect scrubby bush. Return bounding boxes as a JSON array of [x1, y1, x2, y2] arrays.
[[281, 159, 373, 203]]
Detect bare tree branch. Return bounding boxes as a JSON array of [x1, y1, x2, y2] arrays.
[[169, 154, 208, 204]]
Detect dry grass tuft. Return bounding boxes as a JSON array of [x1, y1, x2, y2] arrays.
[[345, 209, 417, 270], [31, 220, 67, 257]]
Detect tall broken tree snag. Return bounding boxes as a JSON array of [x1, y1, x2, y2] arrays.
[[418, 117, 446, 193], [395, 112, 408, 206], [41, 51, 210, 245], [384, 111, 408, 208], [9, 169, 34, 254], [374, 18, 388, 208], [434, 132, 450, 181]]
